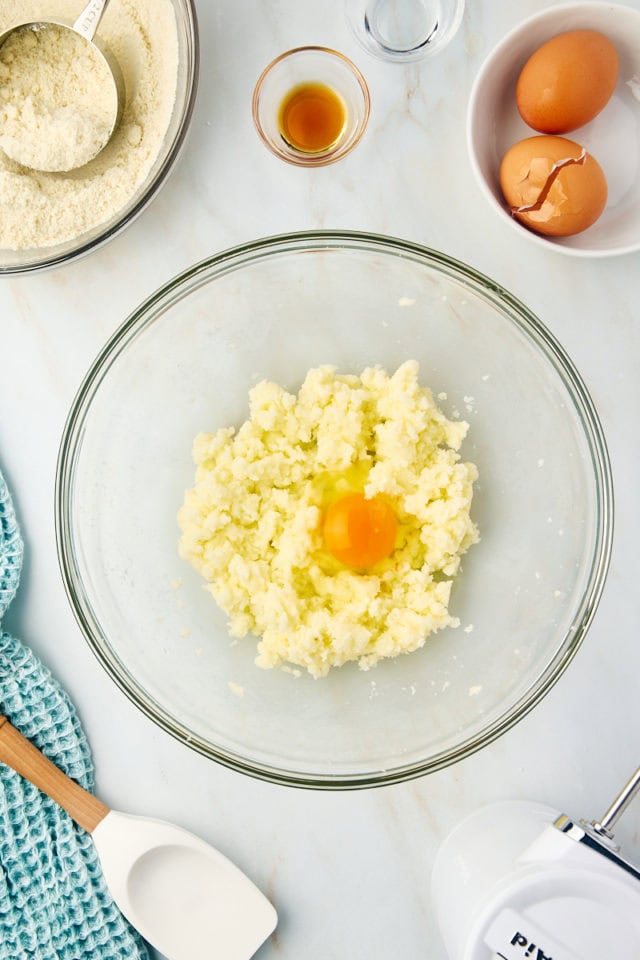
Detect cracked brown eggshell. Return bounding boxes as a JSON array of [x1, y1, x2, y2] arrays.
[[499, 135, 608, 238]]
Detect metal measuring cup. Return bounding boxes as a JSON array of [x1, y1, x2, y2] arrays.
[[0, 0, 124, 172]]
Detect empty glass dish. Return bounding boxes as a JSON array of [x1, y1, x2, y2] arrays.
[[346, 0, 465, 62]]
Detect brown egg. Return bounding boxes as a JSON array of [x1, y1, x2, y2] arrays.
[[516, 30, 619, 134], [499, 136, 608, 237]]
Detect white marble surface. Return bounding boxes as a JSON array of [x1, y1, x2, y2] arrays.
[[1, 1, 640, 957]]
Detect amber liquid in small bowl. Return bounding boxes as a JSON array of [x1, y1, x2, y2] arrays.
[[278, 82, 347, 154]]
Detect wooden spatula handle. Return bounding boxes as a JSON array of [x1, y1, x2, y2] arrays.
[[0, 715, 109, 833]]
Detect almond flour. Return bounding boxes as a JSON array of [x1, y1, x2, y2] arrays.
[[0, 0, 178, 250], [0, 25, 117, 173]]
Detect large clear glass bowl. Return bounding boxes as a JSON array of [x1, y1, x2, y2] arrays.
[[0, 0, 198, 276], [56, 232, 613, 788]]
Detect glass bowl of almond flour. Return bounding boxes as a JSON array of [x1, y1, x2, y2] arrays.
[[0, 0, 198, 275]]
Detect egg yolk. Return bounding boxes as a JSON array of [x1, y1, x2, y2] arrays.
[[322, 493, 398, 569]]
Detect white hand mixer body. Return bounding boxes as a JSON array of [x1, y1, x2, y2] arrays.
[[432, 768, 640, 960]]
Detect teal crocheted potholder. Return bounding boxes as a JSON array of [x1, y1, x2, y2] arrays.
[[0, 471, 150, 960], [0, 470, 23, 621]]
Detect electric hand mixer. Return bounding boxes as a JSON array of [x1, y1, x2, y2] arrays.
[[432, 767, 640, 960]]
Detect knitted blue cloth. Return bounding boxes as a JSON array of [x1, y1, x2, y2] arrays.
[[0, 469, 150, 960], [0, 473, 22, 623]]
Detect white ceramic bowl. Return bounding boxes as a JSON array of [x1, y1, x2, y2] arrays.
[[467, 2, 640, 257]]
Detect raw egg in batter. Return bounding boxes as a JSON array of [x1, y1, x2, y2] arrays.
[[322, 493, 398, 569]]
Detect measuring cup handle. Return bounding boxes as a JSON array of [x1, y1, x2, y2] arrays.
[[73, 0, 112, 41]]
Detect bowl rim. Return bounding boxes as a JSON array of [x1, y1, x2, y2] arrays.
[[0, 0, 200, 277], [466, 1, 640, 259], [55, 229, 614, 790]]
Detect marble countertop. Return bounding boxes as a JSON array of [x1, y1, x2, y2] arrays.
[[1, 1, 640, 957]]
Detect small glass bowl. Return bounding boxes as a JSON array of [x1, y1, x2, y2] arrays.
[[252, 46, 370, 167], [346, 0, 465, 63]]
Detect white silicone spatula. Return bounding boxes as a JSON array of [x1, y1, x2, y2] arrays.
[[0, 714, 277, 960]]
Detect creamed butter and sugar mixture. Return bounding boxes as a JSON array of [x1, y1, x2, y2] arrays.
[[178, 361, 478, 678]]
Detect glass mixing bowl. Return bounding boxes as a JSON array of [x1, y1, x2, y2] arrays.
[[56, 232, 613, 788], [0, 0, 198, 276]]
